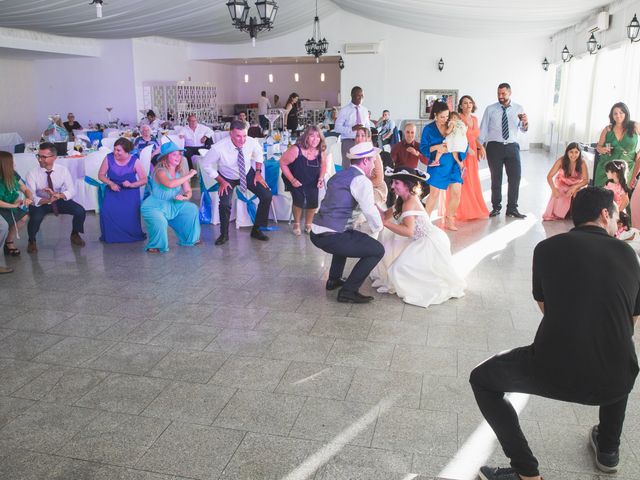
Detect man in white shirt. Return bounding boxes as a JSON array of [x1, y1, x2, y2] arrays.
[[310, 142, 385, 304], [179, 114, 214, 168], [258, 91, 271, 131], [202, 120, 272, 245], [334, 86, 371, 169], [26, 142, 86, 253]]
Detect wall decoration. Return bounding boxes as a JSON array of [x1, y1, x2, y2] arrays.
[[419, 89, 458, 119]]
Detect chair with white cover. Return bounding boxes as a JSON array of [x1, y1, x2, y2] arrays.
[[12, 153, 40, 181], [138, 145, 153, 177], [101, 137, 117, 151], [84, 147, 110, 212], [167, 134, 184, 149]]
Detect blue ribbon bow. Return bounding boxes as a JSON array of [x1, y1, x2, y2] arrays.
[[84, 176, 106, 209]]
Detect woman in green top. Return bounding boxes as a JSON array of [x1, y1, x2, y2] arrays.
[[0, 151, 33, 256], [594, 102, 640, 187]]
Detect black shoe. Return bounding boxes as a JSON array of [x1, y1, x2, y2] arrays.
[[337, 289, 374, 304], [478, 466, 520, 480], [250, 228, 269, 241], [214, 234, 228, 246], [489, 209, 501, 217], [506, 210, 526, 219], [590, 425, 619, 473], [326, 278, 346, 291]]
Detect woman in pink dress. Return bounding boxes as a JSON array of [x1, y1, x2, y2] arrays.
[[542, 142, 589, 220], [453, 95, 489, 221]]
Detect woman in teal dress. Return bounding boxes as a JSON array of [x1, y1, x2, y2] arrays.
[[0, 151, 34, 256], [140, 142, 200, 252], [594, 102, 640, 187]]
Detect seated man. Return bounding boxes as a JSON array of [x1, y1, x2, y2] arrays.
[[470, 187, 640, 480], [375, 110, 396, 147], [310, 142, 385, 304], [25, 143, 86, 253], [178, 114, 214, 169]]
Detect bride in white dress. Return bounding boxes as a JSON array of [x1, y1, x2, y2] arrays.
[[370, 167, 466, 308]]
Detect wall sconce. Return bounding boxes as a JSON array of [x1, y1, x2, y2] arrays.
[[438, 58, 444, 71], [320, 72, 325, 82], [294, 73, 299, 82], [244, 74, 249, 83], [542, 57, 550, 71], [561, 45, 573, 62], [586, 33, 601, 54], [338, 51, 344, 70], [627, 14, 640, 42], [268, 73, 274, 83]]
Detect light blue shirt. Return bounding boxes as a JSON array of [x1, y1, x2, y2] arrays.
[[479, 101, 527, 145]]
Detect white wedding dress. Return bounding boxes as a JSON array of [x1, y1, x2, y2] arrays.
[[370, 209, 466, 308]]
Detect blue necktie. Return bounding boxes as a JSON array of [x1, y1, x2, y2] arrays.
[[501, 106, 509, 141]]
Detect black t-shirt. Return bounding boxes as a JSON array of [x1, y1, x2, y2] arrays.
[[63, 121, 82, 133], [531, 225, 640, 404]]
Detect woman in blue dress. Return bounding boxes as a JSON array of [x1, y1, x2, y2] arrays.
[[420, 101, 466, 230], [98, 137, 147, 243], [140, 142, 200, 253]]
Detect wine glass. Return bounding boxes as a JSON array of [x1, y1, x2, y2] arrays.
[[265, 112, 280, 138], [106, 107, 113, 123]]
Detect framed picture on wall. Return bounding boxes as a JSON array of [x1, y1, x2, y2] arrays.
[[419, 89, 459, 119]]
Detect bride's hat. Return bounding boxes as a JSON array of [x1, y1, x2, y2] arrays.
[[347, 142, 381, 160], [385, 166, 429, 182]]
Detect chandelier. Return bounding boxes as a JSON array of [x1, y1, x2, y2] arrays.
[[89, 0, 103, 18], [305, 0, 328, 62], [226, 0, 278, 46]]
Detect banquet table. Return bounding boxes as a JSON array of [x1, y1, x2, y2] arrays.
[[13, 150, 106, 211]]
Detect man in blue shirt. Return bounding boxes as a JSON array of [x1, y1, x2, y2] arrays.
[[479, 83, 529, 219]]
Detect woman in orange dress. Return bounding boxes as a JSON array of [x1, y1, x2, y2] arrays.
[[454, 95, 489, 221]]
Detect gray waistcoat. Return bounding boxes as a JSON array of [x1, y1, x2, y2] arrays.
[[313, 167, 362, 232]]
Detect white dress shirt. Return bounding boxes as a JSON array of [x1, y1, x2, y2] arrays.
[[140, 118, 162, 131], [26, 163, 75, 205], [479, 101, 527, 145], [334, 102, 371, 139], [178, 123, 214, 147], [312, 166, 383, 234], [258, 96, 271, 116], [201, 136, 263, 180]]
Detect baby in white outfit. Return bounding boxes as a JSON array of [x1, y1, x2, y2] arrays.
[[430, 111, 468, 169]]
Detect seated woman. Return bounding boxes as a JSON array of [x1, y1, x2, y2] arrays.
[[354, 126, 387, 205], [98, 137, 147, 243], [42, 115, 69, 143], [0, 151, 33, 256], [280, 124, 327, 235], [370, 167, 466, 308], [134, 125, 161, 155], [542, 142, 589, 221], [141, 142, 200, 252]]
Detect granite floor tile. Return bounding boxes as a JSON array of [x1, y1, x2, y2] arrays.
[[47, 313, 121, 338], [390, 344, 458, 376], [347, 367, 423, 409], [32, 336, 114, 367], [87, 342, 170, 375], [154, 302, 216, 324], [210, 355, 290, 391], [0, 358, 50, 395], [76, 373, 168, 414], [204, 328, 276, 356], [275, 361, 355, 400], [254, 310, 319, 334], [0, 330, 65, 360], [47, 458, 125, 480], [0, 395, 36, 428], [96, 316, 148, 341], [123, 319, 174, 344], [420, 375, 477, 414], [148, 350, 228, 383], [58, 411, 171, 467], [68, 294, 126, 315], [148, 324, 221, 351], [368, 319, 429, 345], [214, 389, 306, 436], [0, 448, 63, 480], [3, 308, 74, 332], [136, 422, 245, 479], [142, 381, 236, 425], [310, 315, 374, 340], [427, 324, 489, 350], [13, 366, 110, 404], [325, 338, 395, 370], [263, 332, 335, 363], [296, 296, 354, 316], [200, 306, 266, 329], [0, 304, 32, 324]]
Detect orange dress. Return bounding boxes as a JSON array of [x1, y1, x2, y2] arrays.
[[454, 115, 489, 221]]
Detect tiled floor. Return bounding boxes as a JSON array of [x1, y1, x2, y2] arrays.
[[0, 149, 639, 480]]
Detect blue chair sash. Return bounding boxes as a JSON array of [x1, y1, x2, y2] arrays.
[[198, 174, 220, 224], [84, 176, 106, 209]]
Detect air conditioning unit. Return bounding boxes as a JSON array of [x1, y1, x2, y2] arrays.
[[344, 42, 381, 54], [586, 11, 610, 33]]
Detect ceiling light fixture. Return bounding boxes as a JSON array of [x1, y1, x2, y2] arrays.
[[226, 0, 278, 47], [627, 14, 640, 42], [561, 45, 573, 62], [586, 32, 601, 54], [438, 58, 444, 72], [89, 0, 103, 18], [542, 57, 550, 71], [305, 0, 329, 63]]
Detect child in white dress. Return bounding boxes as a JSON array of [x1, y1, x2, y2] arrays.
[[429, 111, 468, 170]]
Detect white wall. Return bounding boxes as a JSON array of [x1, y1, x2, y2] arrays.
[[191, 10, 550, 143], [0, 56, 38, 141], [233, 62, 340, 107]]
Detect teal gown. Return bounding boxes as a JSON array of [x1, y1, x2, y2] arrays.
[[141, 168, 200, 252]]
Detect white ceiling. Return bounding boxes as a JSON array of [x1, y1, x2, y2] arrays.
[[0, 0, 613, 42]]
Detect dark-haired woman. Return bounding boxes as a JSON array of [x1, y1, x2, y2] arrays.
[[0, 151, 33, 256], [284, 93, 300, 132], [98, 137, 147, 243], [594, 102, 640, 187], [542, 142, 589, 221], [370, 167, 465, 308]]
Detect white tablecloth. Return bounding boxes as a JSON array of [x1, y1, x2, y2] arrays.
[[13, 151, 105, 211], [0, 132, 24, 153]]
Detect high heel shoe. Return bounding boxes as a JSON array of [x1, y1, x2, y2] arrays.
[[292, 223, 302, 236], [444, 216, 458, 231], [3, 241, 20, 256], [304, 224, 312, 234]]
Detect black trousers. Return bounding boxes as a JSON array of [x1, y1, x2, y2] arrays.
[[28, 200, 86, 241], [469, 346, 628, 477], [218, 168, 272, 235], [310, 230, 384, 292], [258, 115, 269, 131], [486, 141, 521, 212]]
